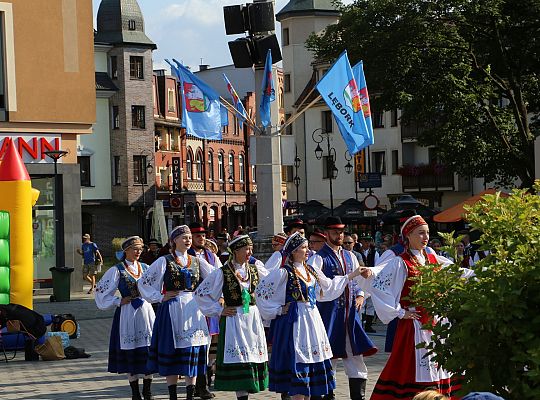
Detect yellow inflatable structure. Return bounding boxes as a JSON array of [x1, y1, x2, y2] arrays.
[[0, 139, 39, 309]]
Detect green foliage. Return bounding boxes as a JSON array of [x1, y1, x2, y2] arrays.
[[307, 0, 540, 187], [410, 182, 540, 399]]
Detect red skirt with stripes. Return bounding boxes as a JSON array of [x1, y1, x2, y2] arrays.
[[371, 318, 461, 400]]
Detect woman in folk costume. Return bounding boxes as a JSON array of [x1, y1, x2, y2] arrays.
[[95, 236, 156, 400], [195, 234, 269, 400], [138, 225, 214, 400], [256, 232, 366, 400], [366, 215, 469, 400]]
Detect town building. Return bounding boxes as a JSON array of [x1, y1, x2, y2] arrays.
[[0, 0, 95, 289], [81, 0, 157, 255]]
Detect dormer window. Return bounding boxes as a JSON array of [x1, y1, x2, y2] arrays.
[[128, 19, 136, 31]]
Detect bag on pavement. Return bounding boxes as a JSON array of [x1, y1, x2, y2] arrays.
[[35, 335, 65, 361]]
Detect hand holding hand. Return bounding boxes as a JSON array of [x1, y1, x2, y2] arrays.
[[355, 296, 364, 312], [221, 306, 237, 317], [162, 291, 180, 302], [403, 310, 420, 320], [360, 267, 373, 279], [281, 302, 291, 315]]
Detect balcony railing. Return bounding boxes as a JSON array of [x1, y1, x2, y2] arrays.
[[401, 121, 427, 141], [402, 171, 454, 191]]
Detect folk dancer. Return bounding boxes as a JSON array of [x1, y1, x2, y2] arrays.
[[95, 236, 156, 400], [139, 226, 214, 400], [195, 235, 269, 399]]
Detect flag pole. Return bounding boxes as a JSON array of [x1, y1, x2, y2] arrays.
[[219, 97, 262, 134], [272, 94, 322, 135]]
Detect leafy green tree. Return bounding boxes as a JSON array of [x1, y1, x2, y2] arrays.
[[307, 0, 540, 188], [410, 183, 540, 399]]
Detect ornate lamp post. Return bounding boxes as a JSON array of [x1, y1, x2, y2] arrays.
[[312, 129, 338, 215], [344, 150, 357, 199], [293, 145, 301, 214], [223, 171, 233, 230], [138, 151, 154, 241]]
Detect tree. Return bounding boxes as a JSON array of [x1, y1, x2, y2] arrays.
[[307, 0, 540, 188], [410, 184, 540, 399]]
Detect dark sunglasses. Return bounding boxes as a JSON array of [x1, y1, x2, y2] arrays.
[[343, 241, 354, 245]]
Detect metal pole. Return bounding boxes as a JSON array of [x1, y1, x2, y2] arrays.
[[142, 180, 146, 241], [53, 159, 61, 267], [327, 136, 334, 215], [223, 178, 227, 230]]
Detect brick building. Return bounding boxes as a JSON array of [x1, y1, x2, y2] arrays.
[[153, 70, 257, 233]]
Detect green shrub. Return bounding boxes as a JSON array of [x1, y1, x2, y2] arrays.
[[411, 182, 540, 399]]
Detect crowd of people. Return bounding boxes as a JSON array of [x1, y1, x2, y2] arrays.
[[90, 213, 501, 400]]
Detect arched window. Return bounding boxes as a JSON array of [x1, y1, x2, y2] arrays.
[[218, 152, 224, 182], [195, 151, 203, 180], [279, 87, 284, 109], [239, 154, 245, 182], [228, 153, 235, 180], [208, 151, 214, 181], [186, 149, 193, 180]]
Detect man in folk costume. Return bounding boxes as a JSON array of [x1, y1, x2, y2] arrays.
[[365, 215, 473, 399], [309, 216, 378, 400], [188, 222, 220, 399]]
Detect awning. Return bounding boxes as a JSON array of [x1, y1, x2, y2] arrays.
[[433, 189, 508, 223]]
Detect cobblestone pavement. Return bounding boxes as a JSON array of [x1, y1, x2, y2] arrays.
[[0, 292, 389, 399]]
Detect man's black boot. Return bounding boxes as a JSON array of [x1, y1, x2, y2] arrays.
[[129, 380, 142, 400], [349, 378, 367, 400], [142, 378, 154, 400]]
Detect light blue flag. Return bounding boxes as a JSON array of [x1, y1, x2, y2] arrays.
[[220, 104, 229, 127], [223, 73, 247, 122], [316, 51, 370, 155], [354, 61, 374, 145], [260, 50, 275, 128], [167, 59, 222, 140]]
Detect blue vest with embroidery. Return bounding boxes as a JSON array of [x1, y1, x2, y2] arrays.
[[315, 244, 377, 358]]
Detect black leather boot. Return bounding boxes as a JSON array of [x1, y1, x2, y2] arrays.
[[194, 374, 215, 399], [168, 384, 177, 400], [129, 380, 142, 400], [186, 384, 196, 400], [349, 378, 367, 400], [142, 379, 154, 400], [364, 315, 376, 333], [237, 396, 249, 400], [322, 391, 336, 400]]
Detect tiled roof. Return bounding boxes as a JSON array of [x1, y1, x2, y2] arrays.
[[276, 0, 340, 21], [95, 72, 118, 91]]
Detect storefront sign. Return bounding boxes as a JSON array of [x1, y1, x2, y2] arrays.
[[357, 172, 382, 188], [171, 157, 182, 193], [0, 134, 62, 163]]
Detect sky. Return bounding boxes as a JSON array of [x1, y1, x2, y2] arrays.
[[92, 0, 353, 72]]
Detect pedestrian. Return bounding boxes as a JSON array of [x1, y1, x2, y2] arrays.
[[265, 219, 306, 272], [188, 222, 222, 399], [309, 217, 377, 400], [138, 225, 215, 400], [256, 232, 366, 400], [140, 238, 162, 265], [343, 233, 365, 266], [195, 234, 269, 400], [366, 215, 463, 399], [308, 229, 327, 257], [77, 233, 103, 294], [95, 236, 156, 400]]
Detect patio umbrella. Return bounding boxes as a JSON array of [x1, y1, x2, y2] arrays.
[[380, 195, 438, 225], [433, 189, 508, 223]]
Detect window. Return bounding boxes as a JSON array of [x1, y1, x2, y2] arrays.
[[391, 109, 398, 127], [133, 155, 148, 184], [186, 151, 193, 180], [391, 150, 399, 174], [208, 151, 214, 181], [428, 147, 440, 164], [113, 156, 121, 185], [222, 123, 229, 136], [110, 56, 118, 79], [78, 156, 91, 187], [167, 89, 176, 112], [372, 151, 386, 175], [218, 152, 224, 181], [0, 17, 5, 120], [112, 106, 119, 129], [322, 155, 336, 179], [239, 154, 245, 182], [131, 105, 145, 129], [284, 113, 292, 135], [128, 19, 136, 31], [282, 28, 289, 46], [233, 116, 239, 136], [130, 56, 144, 79], [195, 151, 203, 180], [228, 153, 235, 180], [251, 165, 256, 182], [284, 74, 291, 93], [278, 88, 284, 109], [322, 110, 333, 133], [374, 110, 384, 128]]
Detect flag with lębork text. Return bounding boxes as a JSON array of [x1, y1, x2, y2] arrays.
[[260, 50, 275, 128], [316, 51, 370, 155]]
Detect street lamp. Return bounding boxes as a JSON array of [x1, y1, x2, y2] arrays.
[[138, 152, 154, 241], [43, 150, 68, 268], [312, 128, 338, 215], [344, 150, 358, 200], [293, 145, 301, 214], [223, 172, 233, 230]]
